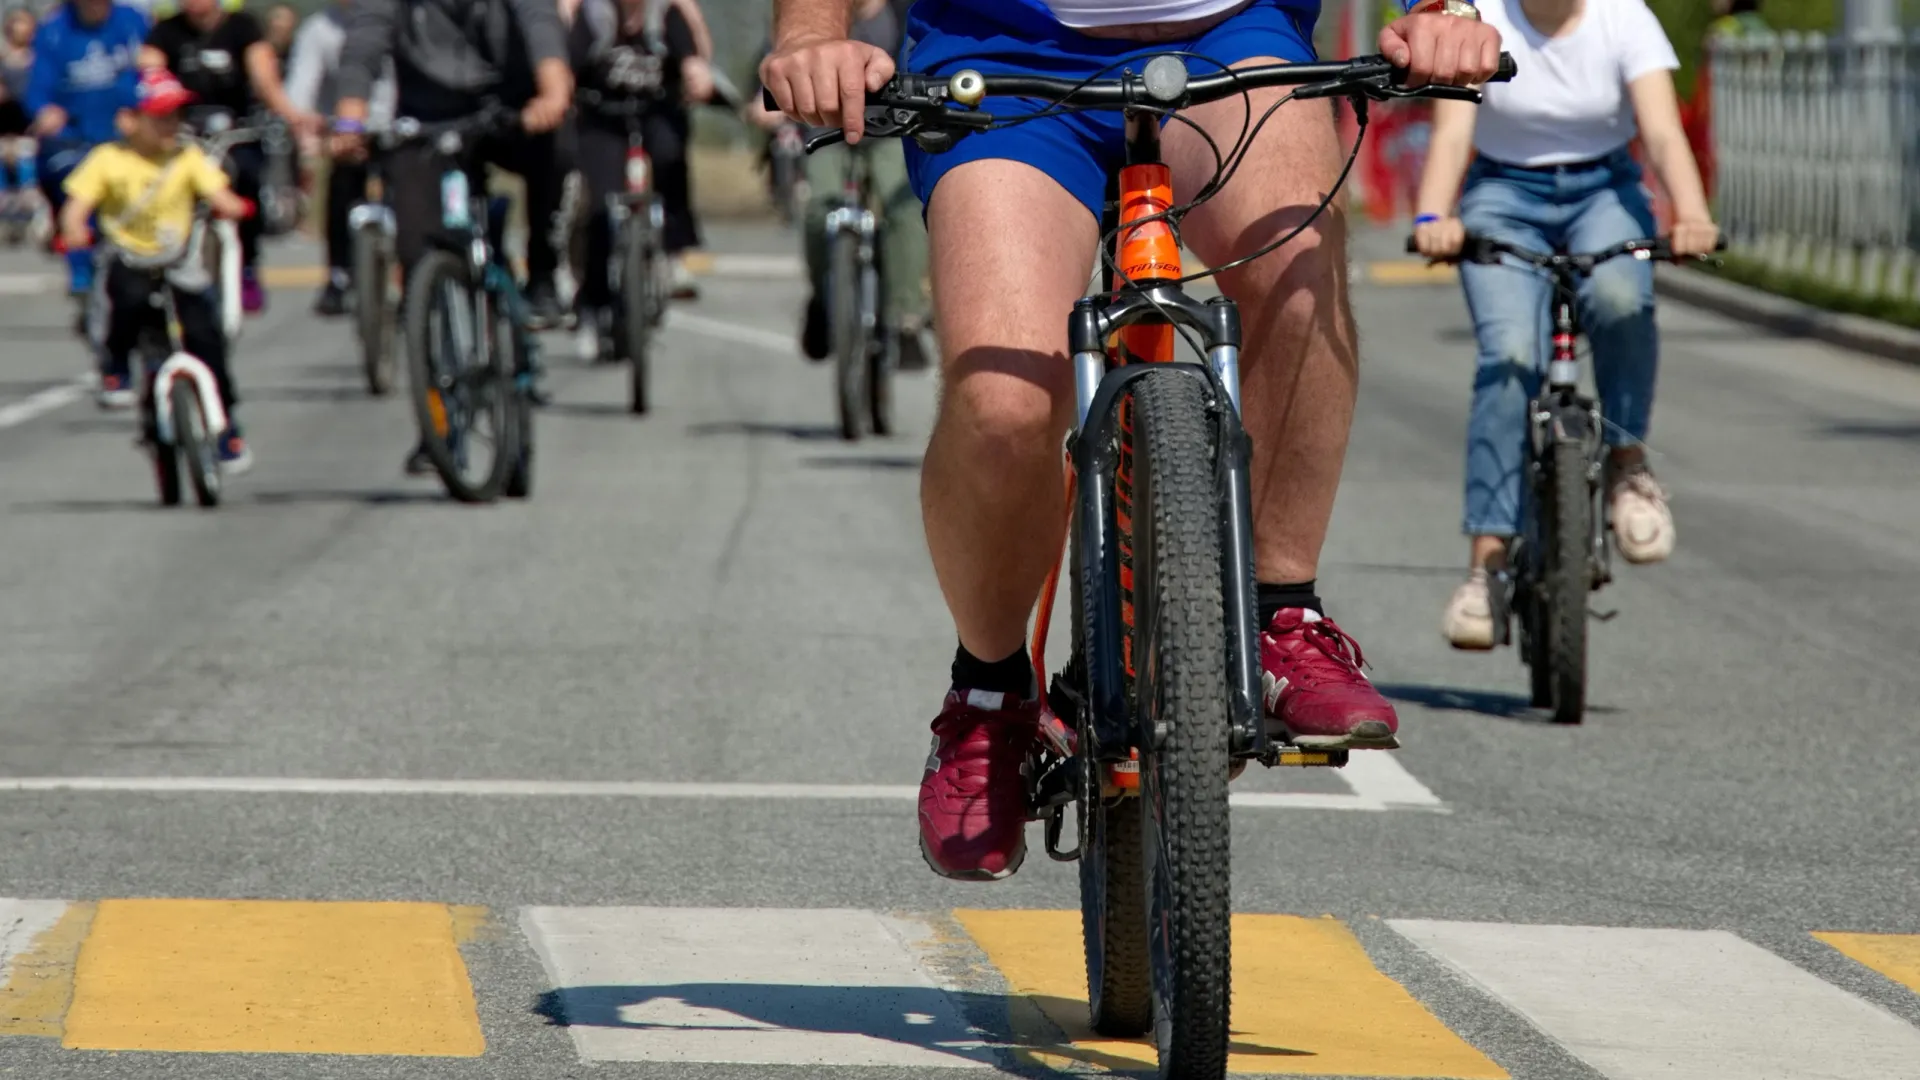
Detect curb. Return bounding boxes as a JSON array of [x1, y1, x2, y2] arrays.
[[1654, 265, 1920, 366]]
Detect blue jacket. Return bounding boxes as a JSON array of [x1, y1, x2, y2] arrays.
[[26, 3, 149, 146]]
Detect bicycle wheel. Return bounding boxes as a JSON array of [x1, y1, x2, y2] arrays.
[[867, 309, 894, 437], [404, 251, 512, 504], [355, 225, 396, 396], [829, 228, 868, 441], [1543, 438, 1590, 724], [619, 217, 653, 415], [1130, 369, 1232, 1079], [500, 311, 534, 500], [171, 378, 221, 508], [149, 400, 182, 507]]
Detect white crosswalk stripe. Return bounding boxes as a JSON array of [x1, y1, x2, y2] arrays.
[[1390, 920, 1920, 1080]]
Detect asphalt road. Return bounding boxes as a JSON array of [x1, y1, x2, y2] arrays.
[[0, 222, 1916, 1080]]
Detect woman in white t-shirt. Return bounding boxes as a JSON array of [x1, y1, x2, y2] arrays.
[[1412, 0, 1718, 650]]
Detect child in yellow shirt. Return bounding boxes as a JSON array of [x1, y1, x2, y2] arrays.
[[62, 68, 255, 469]]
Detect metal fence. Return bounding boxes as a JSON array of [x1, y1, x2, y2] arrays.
[[1710, 30, 1920, 299]]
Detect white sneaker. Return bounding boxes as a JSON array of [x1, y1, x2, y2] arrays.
[[1609, 462, 1675, 565], [669, 257, 699, 300], [1441, 569, 1497, 650], [573, 321, 600, 363]]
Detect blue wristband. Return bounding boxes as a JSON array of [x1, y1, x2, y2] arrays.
[[332, 117, 366, 135], [1413, 213, 1442, 226]]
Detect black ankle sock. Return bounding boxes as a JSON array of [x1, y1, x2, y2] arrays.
[[951, 642, 1034, 698], [1257, 580, 1322, 627]]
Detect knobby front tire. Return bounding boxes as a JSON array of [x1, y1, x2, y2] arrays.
[[1545, 438, 1590, 724], [1130, 369, 1232, 1080]]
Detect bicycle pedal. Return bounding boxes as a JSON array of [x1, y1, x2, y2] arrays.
[[1257, 746, 1349, 769]]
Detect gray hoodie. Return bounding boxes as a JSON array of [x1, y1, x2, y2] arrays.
[[286, 5, 396, 125], [338, 0, 567, 122]]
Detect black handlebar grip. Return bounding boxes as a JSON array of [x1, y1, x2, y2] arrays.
[[762, 87, 777, 111], [1493, 53, 1518, 82], [1405, 236, 1419, 254]]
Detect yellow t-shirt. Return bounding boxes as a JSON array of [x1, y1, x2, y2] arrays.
[[63, 143, 230, 258]]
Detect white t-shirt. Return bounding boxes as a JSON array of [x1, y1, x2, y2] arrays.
[[1038, 0, 1249, 30], [1473, 0, 1679, 167]]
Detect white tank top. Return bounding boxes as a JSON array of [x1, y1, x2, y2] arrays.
[[1037, 0, 1251, 29]]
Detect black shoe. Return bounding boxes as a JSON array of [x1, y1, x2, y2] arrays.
[[403, 446, 435, 476], [313, 283, 348, 318], [525, 286, 563, 331], [801, 295, 829, 361]]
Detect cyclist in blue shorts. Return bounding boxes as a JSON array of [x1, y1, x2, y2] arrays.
[[28, 0, 147, 363], [764, 0, 1500, 881]]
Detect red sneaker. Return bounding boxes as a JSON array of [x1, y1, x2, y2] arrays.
[[1261, 608, 1400, 749], [917, 689, 1037, 881]]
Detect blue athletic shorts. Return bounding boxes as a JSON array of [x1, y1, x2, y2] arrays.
[[903, 0, 1321, 221]]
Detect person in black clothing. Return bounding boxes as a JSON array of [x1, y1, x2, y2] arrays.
[[332, 0, 573, 474], [333, 0, 575, 338], [569, 0, 708, 355], [142, 0, 317, 315]]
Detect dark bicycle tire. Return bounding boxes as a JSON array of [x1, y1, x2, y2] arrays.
[[867, 316, 894, 437], [1130, 369, 1232, 1079], [500, 313, 534, 500], [404, 251, 512, 504], [355, 225, 396, 396], [829, 227, 868, 441], [151, 414, 182, 507], [619, 216, 653, 414], [171, 379, 221, 508], [1544, 438, 1590, 724]]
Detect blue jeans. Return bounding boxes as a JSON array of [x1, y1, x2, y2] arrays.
[[1457, 148, 1658, 537]]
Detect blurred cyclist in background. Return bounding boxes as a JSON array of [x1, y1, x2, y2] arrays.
[[263, 3, 296, 69], [27, 0, 147, 344], [1413, 0, 1717, 649], [141, 0, 320, 314], [285, 0, 393, 316], [0, 7, 42, 243]]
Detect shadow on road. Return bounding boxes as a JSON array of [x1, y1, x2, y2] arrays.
[[533, 983, 1308, 1074], [543, 401, 636, 421], [1375, 681, 1616, 721], [251, 488, 447, 507], [687, 420, 843, 441], [1820, 420, 1920, 440], [804, 455, 922, 471], [7, 497, 167, 514], [241, 385, 382, 405]]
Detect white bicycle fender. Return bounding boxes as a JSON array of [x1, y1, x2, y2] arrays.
[[152, 352, 228, 444], [215, 219, 243, 341], [348, 203, 395, 236]]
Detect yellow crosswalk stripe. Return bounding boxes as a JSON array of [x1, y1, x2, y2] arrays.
[[0, 901, 93, 1038], [956, 909, 1506, 1078], [61, 899, 485, 1056], [1813, 932, 1920, 995], [1367, 259, 1459, 286]]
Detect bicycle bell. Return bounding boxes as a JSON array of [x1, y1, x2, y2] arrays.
[[949, 70, 985, 107], [1143, 55, 1188, 103]]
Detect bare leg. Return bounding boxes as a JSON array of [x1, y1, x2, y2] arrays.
[[920, 160, 1101, 661], [1165, 66, 1355, 584]]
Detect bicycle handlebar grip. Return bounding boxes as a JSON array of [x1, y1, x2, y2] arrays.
[[761, 87, 777, 111], [1493, 53, 1518, 82], [1404, 236, 1419, 255]]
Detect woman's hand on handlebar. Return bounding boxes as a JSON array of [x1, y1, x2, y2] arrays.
[[1380, 10, 1503, 89], [1669, 218, 1721, 258], [758, 33, 894, 143], [1412, 215, 1466, 259]]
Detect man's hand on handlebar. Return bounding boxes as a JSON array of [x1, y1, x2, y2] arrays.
[[759, 33, 895, 143], [1412, 215, 1466, 259], [1380, 11, 1503, 89], [1669, 219, 1720, 258]]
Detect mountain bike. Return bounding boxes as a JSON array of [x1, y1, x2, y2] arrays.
[[1412, 234, 1720, 725], [823, 146, 892, 439], [112, 209, 239, 508], [576, 89, 669, 415], [397, 105, 538, 503], [182, 108, 263, 344], [787, 51, 1512, 1078], [348, 137, 400, 396]]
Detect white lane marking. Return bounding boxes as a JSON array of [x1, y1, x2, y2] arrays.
[[0, 775, 1437, 810], [0, 273, 54, 295], [666, 312, 796, 354], [1340, 751, 1443, 808], [0, 378, 89, 431], [521, 907, 992, 1068], [0, 899, 69, 982], [1390, 920, 1920, 1080], [706, 254, 805, 277]]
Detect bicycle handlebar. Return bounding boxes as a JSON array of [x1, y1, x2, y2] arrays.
[[384, 103, 521, 151], [764, 52, 1517, 153], [1404, 232, 1729, 269]]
